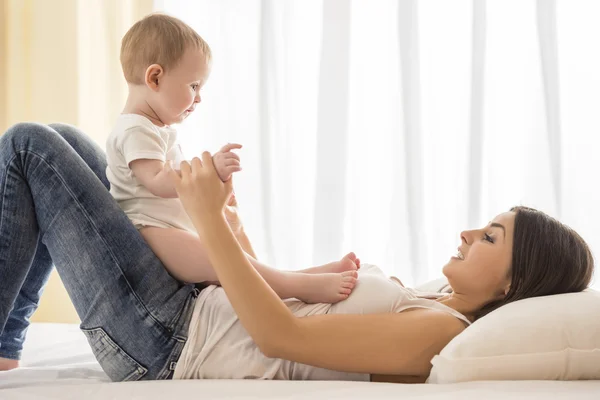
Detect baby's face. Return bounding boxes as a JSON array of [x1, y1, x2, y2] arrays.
[[156, 48, 210, 125]]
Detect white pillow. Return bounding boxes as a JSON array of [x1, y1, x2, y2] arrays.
[[428, 290, 600, 383]]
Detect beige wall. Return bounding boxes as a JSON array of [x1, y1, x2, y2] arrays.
[[1, 0, 152, 137], [1, 0, 153, 323], [33, 271, 80, 323], [4, 0, 80, 129]]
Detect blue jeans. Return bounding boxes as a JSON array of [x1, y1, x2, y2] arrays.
[[0, 123, 198, 381]]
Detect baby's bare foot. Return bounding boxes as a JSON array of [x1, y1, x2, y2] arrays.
[[312, 252, 360, 274], [0, 357, 19, 371], [296, 270, 359, 304]]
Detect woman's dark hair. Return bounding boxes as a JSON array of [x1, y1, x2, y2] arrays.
[[476, 206, 595, 319]]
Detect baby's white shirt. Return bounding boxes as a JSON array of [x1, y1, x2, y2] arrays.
[[105, 114, 196, 232]]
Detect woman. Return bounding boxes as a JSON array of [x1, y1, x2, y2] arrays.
[[0, 123, 594, 382]]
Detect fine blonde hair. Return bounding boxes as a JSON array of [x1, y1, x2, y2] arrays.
[[120, 13, 211, 85]]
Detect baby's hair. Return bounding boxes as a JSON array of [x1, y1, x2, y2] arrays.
[[120, 13, 211, 85]]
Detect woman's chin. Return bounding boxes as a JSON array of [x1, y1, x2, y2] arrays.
[[441, 264, 449, 278], [442, 258, 459, 278]]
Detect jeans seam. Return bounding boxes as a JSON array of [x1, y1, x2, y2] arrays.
[[0, 153, 19, 268], [7, 149, 170, 333]]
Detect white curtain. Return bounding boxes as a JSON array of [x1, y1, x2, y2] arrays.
[[157, 0, 600, 289]]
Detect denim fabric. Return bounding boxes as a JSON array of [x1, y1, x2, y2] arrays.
[[0, 123, 198, 381]]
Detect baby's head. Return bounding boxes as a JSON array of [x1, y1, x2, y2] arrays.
[[121, 13, 211, 126]]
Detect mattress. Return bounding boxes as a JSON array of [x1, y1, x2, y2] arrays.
[[1, 323, 599, 399]]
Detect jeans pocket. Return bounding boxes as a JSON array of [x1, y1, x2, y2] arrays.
[[81, 327, 148, 382]]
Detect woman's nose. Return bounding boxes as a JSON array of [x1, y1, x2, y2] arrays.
[[460, 230, 472, 245]]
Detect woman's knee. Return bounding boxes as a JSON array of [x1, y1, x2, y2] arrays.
[[2, 122, 103, 162], [4, 122, 49, 139], [48, 123, 87, 144], [1, 122, 61, 152], [47, 123, 108, 187], [3, 122, 87, 146]]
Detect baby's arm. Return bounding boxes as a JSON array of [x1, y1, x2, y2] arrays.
[[130, 159, 178, 198], [120, 126, 181, 198], [130, 143, 242, 198]]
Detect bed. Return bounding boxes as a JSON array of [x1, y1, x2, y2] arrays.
[[1, 323, 599, 399]]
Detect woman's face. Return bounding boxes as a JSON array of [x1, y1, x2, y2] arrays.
[[443, 211, 516, 304]]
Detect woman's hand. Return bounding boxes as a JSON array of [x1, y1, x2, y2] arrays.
[[167, 152, 232, 225], [224, 192, 243, 234], [223, 190, 258, 258]]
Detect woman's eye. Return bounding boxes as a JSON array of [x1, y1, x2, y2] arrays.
[[484, 233, 494, 243]]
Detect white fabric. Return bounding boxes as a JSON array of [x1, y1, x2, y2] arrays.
[[105, 114, 194, 232], [156, 0, 600, 290], [4, 381, 600, 400], [173, 264, 469, 380], [0, 323, 109, 390], [429, 290, 600, 383], [4, 373, 600, 400], [2, 317, 600, 399]]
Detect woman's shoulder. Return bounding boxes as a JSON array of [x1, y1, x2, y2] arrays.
[[404, 306, 467, 333]]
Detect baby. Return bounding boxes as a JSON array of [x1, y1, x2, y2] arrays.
[[106, 13, 358, 303]]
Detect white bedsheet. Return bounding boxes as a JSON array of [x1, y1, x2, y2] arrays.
[[0, 323, 109, 389], [3, 379, 600, 399], [1, 323, 599, 399]]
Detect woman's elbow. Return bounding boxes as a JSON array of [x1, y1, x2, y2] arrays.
[[257, 341, 279, 359], [255, 333, 289, 359], [256, 325, 301, 359]]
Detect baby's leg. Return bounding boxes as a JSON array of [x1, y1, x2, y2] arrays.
[[139, 227, 218, 283], [245, 253, 359, 304], [140, 227, 358, 303]]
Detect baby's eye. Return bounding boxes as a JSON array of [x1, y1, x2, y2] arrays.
[[191, 84, 199, 91]]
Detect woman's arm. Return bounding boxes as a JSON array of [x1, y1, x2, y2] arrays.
[[267, 309, 464, 376], [224, 194, 257, 259], [170, 155, 465, 377], [235, 227, 257, 259]]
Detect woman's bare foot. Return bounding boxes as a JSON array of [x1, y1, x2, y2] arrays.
[[0, 357, 19, 371], [292, 253, 360, 304]]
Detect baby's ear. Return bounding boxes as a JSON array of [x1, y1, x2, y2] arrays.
[[145, 64, 164, 91]]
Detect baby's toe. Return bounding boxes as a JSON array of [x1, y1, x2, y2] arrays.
[[339, 287, 352, 295], [341, 280, 355, 289], [342, 270, 358, 279]]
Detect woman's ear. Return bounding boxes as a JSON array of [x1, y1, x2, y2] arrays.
[[145, 64, 163, 91], [503, 283, 511, 296]]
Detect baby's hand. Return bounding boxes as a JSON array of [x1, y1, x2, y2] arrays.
[[213, 143, 242, 182]]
